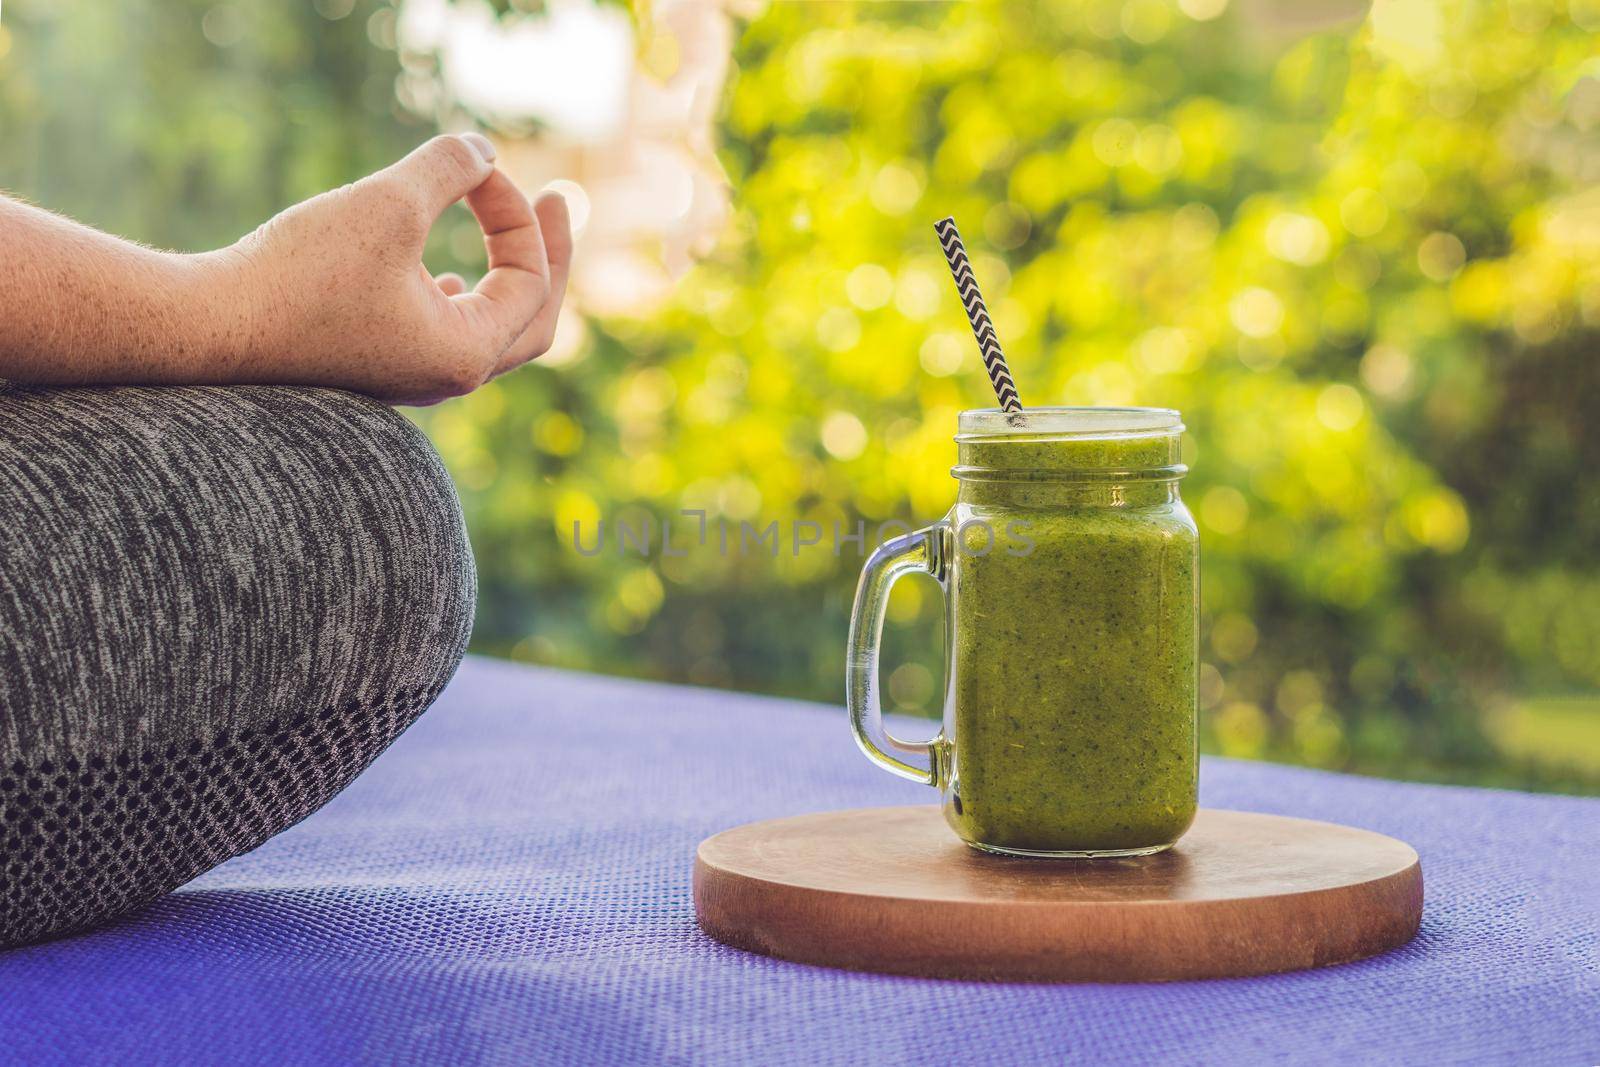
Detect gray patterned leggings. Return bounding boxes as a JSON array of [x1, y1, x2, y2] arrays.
[[0, 385, 476, 947]]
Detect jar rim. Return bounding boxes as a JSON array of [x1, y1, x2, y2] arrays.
[[956, 406, 1183, 440]]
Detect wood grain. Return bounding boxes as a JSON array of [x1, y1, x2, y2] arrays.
[[694, 806, 1422, 982]]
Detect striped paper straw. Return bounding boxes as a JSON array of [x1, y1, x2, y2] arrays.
[[934, 216, 1022, 413]]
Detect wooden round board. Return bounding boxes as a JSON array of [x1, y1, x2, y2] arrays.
[[694, 806, 1422, 982]]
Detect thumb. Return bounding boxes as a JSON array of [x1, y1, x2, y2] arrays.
[[382, 133, 498, 218]]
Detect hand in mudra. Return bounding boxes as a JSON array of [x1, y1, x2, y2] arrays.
[[227, 133, 572, 405]]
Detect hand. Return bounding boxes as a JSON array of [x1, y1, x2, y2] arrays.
[[224, 133, 573, 405]]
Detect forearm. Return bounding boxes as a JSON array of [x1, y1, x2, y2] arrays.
[[0, 135, 568, 403], [0, 195, 250, 386]]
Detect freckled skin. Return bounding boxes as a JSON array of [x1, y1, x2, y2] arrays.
[[0, 135, 572, 406], [942, 434, 1199, 855]]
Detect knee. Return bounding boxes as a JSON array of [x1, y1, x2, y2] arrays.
[[0, 384, 476, 720], [0, 384, 475, 946]]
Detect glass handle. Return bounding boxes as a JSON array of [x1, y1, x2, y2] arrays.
[[845, 523, 948, 786]]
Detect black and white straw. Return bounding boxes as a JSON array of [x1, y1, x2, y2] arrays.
[[934, 216, 1022, 413]]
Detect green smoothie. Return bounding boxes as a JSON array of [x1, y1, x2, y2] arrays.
[[940, 417, 1198, 855]]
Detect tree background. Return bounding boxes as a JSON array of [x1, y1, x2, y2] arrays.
[[1, 0, 1595, 791]]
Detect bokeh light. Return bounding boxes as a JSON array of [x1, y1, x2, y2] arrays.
[[1, 0, 1595, 791]]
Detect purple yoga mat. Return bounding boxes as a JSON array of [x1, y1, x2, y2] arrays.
[[0, 656, 1595, 1065]]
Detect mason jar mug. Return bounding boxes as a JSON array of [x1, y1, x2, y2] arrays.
[[846, 407, 1199, 858]]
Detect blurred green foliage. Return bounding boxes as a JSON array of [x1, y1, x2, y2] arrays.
[[0, 0, 418, 250], [1, 0, 1595, 791]]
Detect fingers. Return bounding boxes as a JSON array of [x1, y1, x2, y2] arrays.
[[492, 191, 573, 376], [450, 171, 551, 354], [434, 272, 467, 297], [381, 133, 497, 220]]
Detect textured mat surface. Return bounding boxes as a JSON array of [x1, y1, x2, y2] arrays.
[[1, 656, 1595, 1065]]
